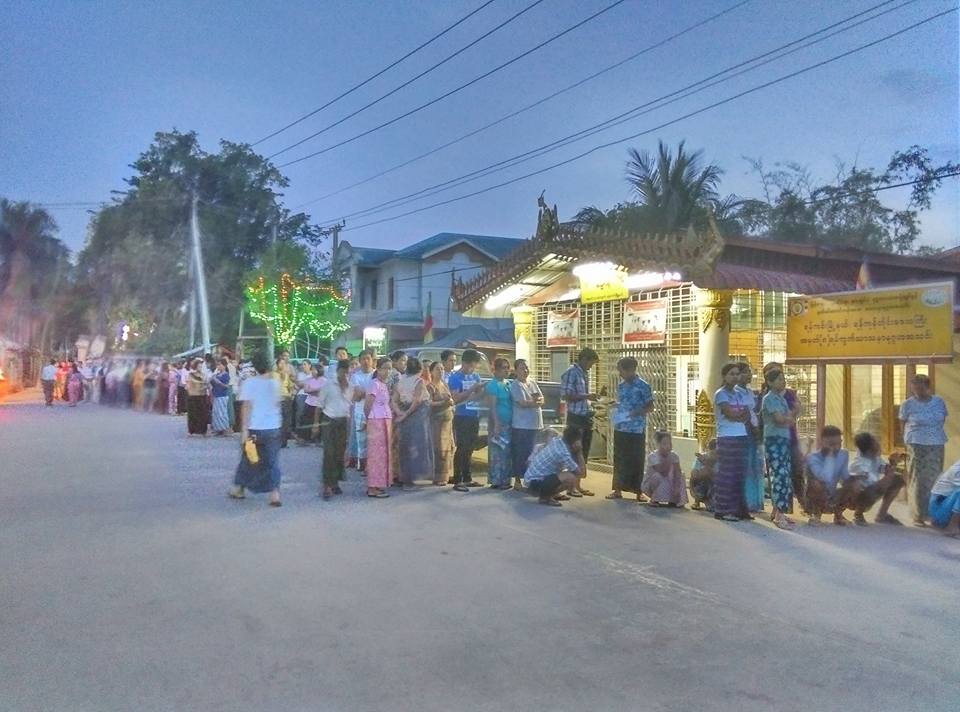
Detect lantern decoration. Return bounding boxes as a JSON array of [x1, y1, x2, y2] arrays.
[[245, 273, 350, 346]]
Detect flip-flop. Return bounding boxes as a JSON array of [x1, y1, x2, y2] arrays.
[[269, 500, 282, 507], [579, 490, 595, 497], [605, 492, 623, 500], [539, 499, 562, 507], [567, 490, 583, 498], [227, 491, 245, 500]]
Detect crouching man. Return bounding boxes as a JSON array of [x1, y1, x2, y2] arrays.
[[845, 432, 906, 526], [805, 425, 855, 525], [524, 426, 585, 507]]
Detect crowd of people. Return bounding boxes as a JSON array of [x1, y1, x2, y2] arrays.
[[39, 345, 959, 537]]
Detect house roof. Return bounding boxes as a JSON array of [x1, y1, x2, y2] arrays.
[[425, 324, 515, 348], [350, 246, 395, 267], [395, 233, 525, 261]]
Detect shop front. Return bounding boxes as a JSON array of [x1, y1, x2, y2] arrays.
[[454, 210, 960, 466]]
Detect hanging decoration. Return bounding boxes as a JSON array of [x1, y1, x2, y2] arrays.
[[246, 273, 350, 346]]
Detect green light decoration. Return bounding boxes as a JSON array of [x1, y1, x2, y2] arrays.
[[246, 273, 350, 346]]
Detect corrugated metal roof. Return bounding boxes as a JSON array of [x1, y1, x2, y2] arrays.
[[395, 233, 526, 260], [352, 247, 395, 267], [696, 264, 851, 294]]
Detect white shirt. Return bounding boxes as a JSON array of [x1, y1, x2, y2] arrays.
[[931, 460, 960, 497], [317, 379, 353, 419], [41, 364, 58, 380], [238, 375, 282, 431], [849, 454, 887, 486]]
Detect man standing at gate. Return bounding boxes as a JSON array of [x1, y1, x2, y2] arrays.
[[560, 348, 599, 497]]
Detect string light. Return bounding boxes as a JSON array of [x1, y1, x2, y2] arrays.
[[246, 273, 350, 346]]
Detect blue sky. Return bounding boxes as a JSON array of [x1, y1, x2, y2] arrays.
[[1, 0, 957, 255]]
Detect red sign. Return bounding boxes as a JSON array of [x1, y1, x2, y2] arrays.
[[623, 300, 667, 345]]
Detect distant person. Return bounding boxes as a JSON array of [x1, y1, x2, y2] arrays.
[[846, 432, 906, 526], [737, 362, 765, 514], [348, 350, 376, 471], [510, 358, 543, 491], [229, 352, 284, 507], [761, 368, 797, 530], [66, 363, 83, 406], [317, 360, 352, 500], [334, 346, 349, 363], [689, 439, 717, 511], [448, 349, 486, 492], [485, 357, 514, 490], [762, 361, 804, 512], [40, 359, 57, 406], [364, 357, 394, 498], [440, 350, 458, 385], [298, 364, 325, 444], [186, 359, 209, 436], [141, 362, 158, 413], [523, 426, 585, 507], [641, 431, 687, 507], [899, 374, 948, 526], [393, 357, 433, 491], [804, 426, 854, 526], [210, 359, 232, 435], [428, 361, 455, 486], [713, 363, 752, 522], [560, 348, 600, 498], [929, 460, 960, 537], [608, 356, 654, 502]]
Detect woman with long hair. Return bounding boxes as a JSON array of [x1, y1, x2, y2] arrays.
[[510, 358, 543, 491], [485, 357, 514, 489], [67, 363, 83, 406], [393, 357, 434, 491], [185, 359, 209, 436], [210, 358, 232, 435], [761, 368, 797, 530], [428, 361, 454, 486], [364, 357, 394, 498]]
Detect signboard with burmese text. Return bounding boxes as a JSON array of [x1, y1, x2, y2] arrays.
[[786, 281, 954, 362]]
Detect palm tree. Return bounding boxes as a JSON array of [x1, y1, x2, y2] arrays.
[[625, 140, 722, 232]]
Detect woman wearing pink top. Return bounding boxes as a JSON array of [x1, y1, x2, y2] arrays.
[[364, 357, 394, 498]]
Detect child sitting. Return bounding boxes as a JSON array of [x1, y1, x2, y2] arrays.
[[846, 432, 906, 526], [689, 439, 717, 511], [641, 431, 688, 508]]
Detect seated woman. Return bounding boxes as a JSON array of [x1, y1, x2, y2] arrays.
[[641, 431, 688, 508], [689, 438, 717, 511], [929, 460, 960, 537], [846, 432, 906, 526]]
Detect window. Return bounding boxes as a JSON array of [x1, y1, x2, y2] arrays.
[[359, 280, 366, 309], [371, 279, 378, 310], [388, 277, 395, 310]]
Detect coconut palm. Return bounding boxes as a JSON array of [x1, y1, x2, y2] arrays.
[[625, 140, 722, 232]]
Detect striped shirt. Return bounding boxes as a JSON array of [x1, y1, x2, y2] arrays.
[[524, 438, 579, 483]]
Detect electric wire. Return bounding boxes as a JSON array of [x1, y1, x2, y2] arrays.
[[276, 0, 629, 168], [266, 0, 546, 158], [340, 7, 957, 232], [320, 0, 914, 223], [293, 0, 753, 210]]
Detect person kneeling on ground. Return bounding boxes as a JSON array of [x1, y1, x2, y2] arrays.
[[689, 439, 716, 511], [846, 432, 906, 526], [524, 426, 585, 507], [642, 431, 688, 508], [805, 425, 856, 526], [929, 459, 960, 537]]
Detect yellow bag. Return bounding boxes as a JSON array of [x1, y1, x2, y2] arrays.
[[244, 437, 259, 465]]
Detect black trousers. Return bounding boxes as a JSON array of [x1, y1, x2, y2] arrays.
[[613, 430, 646, 493], [529, 474, 563, 501], [452, 415, 479, 483], [566, 413, 594, 463]]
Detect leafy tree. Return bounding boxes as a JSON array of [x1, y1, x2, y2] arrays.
[[74, 130, 328, 353]]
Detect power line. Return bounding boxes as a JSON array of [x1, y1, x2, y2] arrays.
[[342, 6, 957, 232], [251, 0, 499, 147], [322, 0, 913, 223], [796, 170, 960, 207], [293, 0, 754, 210], [267, 0, 547, 159], [277, 0, 630, 168]]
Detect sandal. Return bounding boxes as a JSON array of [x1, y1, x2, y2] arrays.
[[605, 492, 623, 500], [774, 517, 795, 531], [555, 494, 571, 501], [647, 501, 661, 507], [539, 499, 562, 507], [567, 490, 583, 498], [453, 485, 469, 492], [227, 489, 245, 500], [715, 513, 739, 522], [367, 490, 390, 498], [579, 489, 595, 497], [269, 500, 282, 507]]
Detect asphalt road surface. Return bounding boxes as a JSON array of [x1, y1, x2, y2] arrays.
[[1, 391, 957, 711]]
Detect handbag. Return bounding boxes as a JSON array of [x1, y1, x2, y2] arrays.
[[244, 437, 259, 464]]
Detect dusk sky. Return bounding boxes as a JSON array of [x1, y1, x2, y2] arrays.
[[2, 0, 957, 255]]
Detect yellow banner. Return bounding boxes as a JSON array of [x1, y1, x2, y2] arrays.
[[787, 281, 955, 361]]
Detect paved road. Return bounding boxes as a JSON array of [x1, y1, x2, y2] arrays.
[[1, 392, 957, 711]]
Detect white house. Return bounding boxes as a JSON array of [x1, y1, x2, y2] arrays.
[[334, 232, 524, 353]]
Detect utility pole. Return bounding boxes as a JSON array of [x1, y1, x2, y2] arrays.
[[266, 219, 278, 364], [189, 194, 212, 353], [320, 221, 345, 283]]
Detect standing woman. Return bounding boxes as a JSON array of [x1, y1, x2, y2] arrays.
[[762, 361, 804, 511], [899, 373, 948, 526], [166, 362, 179, 415], [229, 352, 284, 507], [713, 363, 752, 522], [761, 368, 797, 530], [738, 363, 765, 513], [186, 359, 210, 436], [364, 357, 393, 498], [67, 363, 83, 406], [131, 360, 146, 410], [299, 364, 326, 444], [393, 357, 434, 491], [210, 359, 232, 435], [142, 362, 158, 413], [510, 358, 543, 491], [428, 362, 455, 486], [485, 357, 514, 489]]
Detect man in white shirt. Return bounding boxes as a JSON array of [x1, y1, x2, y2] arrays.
[[317, 359, 353, 499], [40, 359, 58, 406], [846, 432, 906, 526], [805, 425, 853, 525]]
